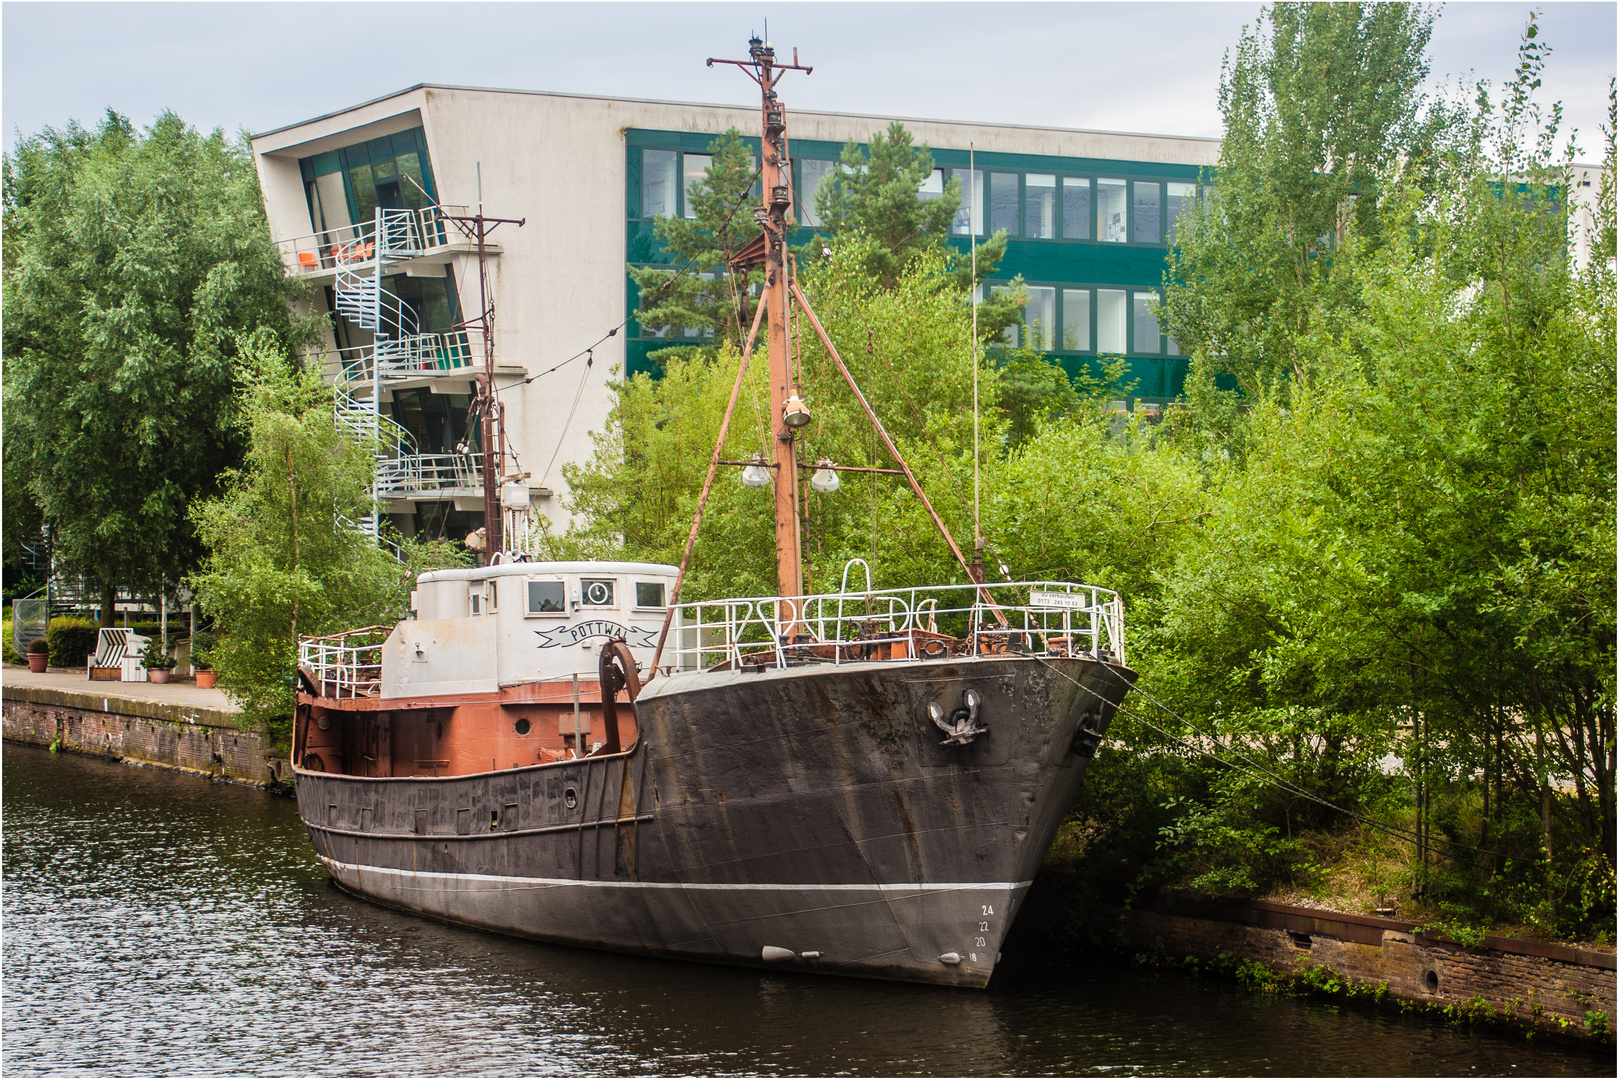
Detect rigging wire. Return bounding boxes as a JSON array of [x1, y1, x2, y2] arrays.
[[491, 166, 766, 397], [1033, 655, 1505, 864]]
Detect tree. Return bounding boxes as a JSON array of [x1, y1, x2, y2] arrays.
[[2, 110, 310, 624], [190, 335, 466, 740], [628, 129, 763, 364], [807, 121, 1025, 337], [1160, 2, 1462, 404]]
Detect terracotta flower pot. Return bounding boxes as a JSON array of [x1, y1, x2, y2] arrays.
[[195, 669, 218, 689], [148, 669, 171, 684], [26, 653, 48, 673]]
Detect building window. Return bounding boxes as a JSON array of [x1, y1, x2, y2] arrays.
[[1133, 181, 1162, 245], [919, 167, 945, 201], [642, 149, 677, 219], [682, 154, 711, 219], [798, 158, 835, 226], [1097, 179, 1127, 242], [1062, 177, 1091, 240], [1062, 288, 1090, 351], [1133, 291, 1161, 354], [1097, 289, 1127, 352], [1025, 286, 1056, 349], [991, 284, 1016, 344], [1166, 181, 1196, 244], [1025, 174, 1056, 239], [990, 172, 1018, 236], [952, 168, 983, 235]]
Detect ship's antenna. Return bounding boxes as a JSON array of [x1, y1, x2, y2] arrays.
[[970, 143, 982, 581]]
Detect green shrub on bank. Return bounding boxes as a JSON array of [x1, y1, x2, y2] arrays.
[[0, 617, 25, 665], [46, 616, 98, 667]]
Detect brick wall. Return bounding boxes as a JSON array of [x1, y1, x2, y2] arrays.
[[2, 685, 289, 789], [1117, 896, 1615, 1039]]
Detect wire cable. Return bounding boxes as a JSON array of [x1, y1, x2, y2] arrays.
[[492, 167, 765, 396], [1033, 655, 1502, 864]]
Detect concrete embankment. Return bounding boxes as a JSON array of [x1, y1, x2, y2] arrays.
[[1099, 894, 1615, 1040], [2, 666, 288, 789]]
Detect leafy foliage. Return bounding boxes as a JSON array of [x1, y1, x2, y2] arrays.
[[628, 128, 762, 364], [2, 110, 311, 621], [189, 336, 468, 740]]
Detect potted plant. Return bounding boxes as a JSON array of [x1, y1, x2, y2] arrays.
[[190, 630, 218, 689], [26, 638, 49, 673], [142, 637, 177, 684]]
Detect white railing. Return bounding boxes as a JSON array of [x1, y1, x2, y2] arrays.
[[377, 451, 485, 495], [299, 625, 390, 698], [274, 206, 469, 273], [336, 331, 476, 382], [666, 580, 1125, 672]]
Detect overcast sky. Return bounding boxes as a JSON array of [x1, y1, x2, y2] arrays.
[[3, 2, 1614, 159]]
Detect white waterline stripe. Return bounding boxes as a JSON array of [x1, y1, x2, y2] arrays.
[[323, 857, 1031, 893]]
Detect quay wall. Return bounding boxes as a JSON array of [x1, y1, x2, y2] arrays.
[[2, 684, 289, 789], [1112, 895, 1615, 1039]]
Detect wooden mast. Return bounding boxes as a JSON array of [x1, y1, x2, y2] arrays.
[[711, 37, 814, 620]]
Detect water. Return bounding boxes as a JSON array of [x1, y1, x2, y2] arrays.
[[3, 744, 1610, 1077]]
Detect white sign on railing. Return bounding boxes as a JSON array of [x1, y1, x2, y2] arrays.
[[1030, 590, 1091, 610]]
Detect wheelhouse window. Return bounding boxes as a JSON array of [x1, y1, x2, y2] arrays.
[[526, 580, 566, 615], [635, 582, 666, 609], [581, 579, 616, 607]]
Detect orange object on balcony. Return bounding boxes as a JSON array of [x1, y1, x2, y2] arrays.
[[298, 251, 318, 268]]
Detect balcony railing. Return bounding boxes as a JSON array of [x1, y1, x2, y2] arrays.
[[274, 206, 471, 274], [666, 580, 1125, 672], [335, 331, 477, 383], [377, 452, 485, 496]]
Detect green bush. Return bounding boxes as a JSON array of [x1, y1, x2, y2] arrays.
[[190, 630, 217, 670], [141, 638, 176, 670], [28, 638, 48, 655], [0, 618, 24, 666], [46, 616, 99, 668]]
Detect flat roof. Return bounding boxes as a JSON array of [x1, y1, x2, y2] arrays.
[[251, 82, 1222, 147]]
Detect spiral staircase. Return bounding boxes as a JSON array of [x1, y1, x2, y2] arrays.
[[327, 208, 478, 537]]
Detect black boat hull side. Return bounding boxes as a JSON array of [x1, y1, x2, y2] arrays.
[[295, 654, 1134, 987]]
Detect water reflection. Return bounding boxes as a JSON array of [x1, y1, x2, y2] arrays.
[[3, 744, 1609, 1076]]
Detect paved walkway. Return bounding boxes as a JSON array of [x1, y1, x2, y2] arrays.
[[1, 664, 239, 712]]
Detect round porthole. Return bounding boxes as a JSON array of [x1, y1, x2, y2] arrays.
[[564, 786, 578, 809], [514, 718, 531, 736], [315, 714, 330, 731]]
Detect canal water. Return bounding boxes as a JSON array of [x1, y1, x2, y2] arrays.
[[2, 743, 1609, 1077]]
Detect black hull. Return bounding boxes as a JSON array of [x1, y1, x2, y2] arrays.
[[295, 654, 1133, 987]]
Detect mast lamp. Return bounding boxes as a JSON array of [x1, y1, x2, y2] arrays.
[[782, 395, 811, 429]]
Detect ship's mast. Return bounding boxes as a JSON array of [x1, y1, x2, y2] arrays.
[[440, 173, 524, 565], [709, 37, 814, 612]]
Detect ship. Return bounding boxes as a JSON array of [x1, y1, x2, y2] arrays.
[[290, 37, 1136, 988]]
